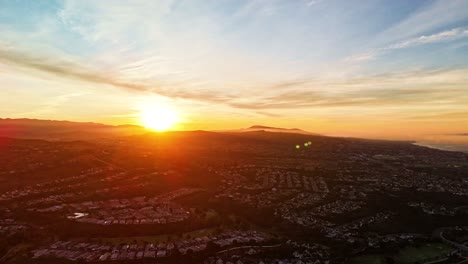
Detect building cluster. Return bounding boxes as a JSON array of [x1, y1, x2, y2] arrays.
[[323, 211, 395, 241], [335, 153, 468, 196], [372, 233, 425, 247], [0, 142, 82, 175], [205, 242, 330, 264], [216, 166, 329, 211], [258, 169, 319, 191], [408, 202, 457, 216], [2, 137, 468, 263], [19, 170, 174, 210], [370, 172, 468, 195], [204, 257, 326, 264], [71, 200, 190, 225], [31, 230, 269, 262], [309, 200, 365, 216], [0, 219, 29, 235], [33, 188, 201, 225], [0, 167, 112, 202], [283, 212, 334, 229], [0, 224, 28, 235], [278, 192, 328, 213]]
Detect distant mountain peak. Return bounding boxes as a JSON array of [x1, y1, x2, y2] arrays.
[[249, 125, 302, 131], [238, 125, 318, 135]]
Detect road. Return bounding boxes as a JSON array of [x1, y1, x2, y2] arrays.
[[433, 227, 468, 256], [216, 244, 281, 254]]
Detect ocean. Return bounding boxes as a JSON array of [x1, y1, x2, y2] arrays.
[[415, 135, 468, 153]]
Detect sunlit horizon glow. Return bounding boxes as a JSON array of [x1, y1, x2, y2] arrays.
[[1, 0, 468, 142], [139, 103, 179, 132]]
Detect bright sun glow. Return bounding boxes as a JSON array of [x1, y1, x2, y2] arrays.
[[140, 104, 179, 131]]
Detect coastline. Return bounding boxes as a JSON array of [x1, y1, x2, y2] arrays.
[[414, 142, 468, 153]]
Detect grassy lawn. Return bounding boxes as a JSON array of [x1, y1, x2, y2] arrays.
[[349, 243, 453, 264], [204, 209, 219, 220], [349, 255, 386, 264], [394, 243, 452, 263]]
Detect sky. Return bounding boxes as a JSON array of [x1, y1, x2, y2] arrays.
[[1, 0, 468, 140]]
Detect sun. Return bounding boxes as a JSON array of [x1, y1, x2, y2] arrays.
[[139, 104, 179, 131]]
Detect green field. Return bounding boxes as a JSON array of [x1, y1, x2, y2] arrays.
[[349, 255, 386, 264], [394, 243, 452, 263], [349, 243, 453, 264], [204, 209, 219, 220]]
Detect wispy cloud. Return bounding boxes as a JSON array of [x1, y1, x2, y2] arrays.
[[306, 0, 324, 7], [387, 27, 468, 49], [375, 0, 468, 44], [12, 92, 84, 117], [0, 46, 238, 104], [1, 0, 468, 132], [346, 26, 468, 62], [227, 69, 468, 110], [408, 111, 468, 121], [2, 42, 468, 114]]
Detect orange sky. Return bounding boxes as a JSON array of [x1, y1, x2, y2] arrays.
[[1, 1, 468, 143]]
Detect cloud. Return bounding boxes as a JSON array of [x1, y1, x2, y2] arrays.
[[344, 52, 377, 63], [408, 111, 468, 121], [375, 0, 468, 44], [346, 26, 468, 63], [227, 69, 468, 110], [386, 27, 468, 49], [1, 0, 468, 123], [14, 93, 84, 117], [255, 111, 283, 117], [0, 46, 237, 104], [306, 0, 324, 7], [2, 42, 468, 115]]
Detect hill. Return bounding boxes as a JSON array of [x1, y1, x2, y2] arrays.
[[222, 125, 319, 135], [0, 118, 148, 140], [0, 119, 323, 141]]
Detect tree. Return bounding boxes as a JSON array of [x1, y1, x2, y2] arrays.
[[384, 256, 395, 264], [206, 241, 220, 253]]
